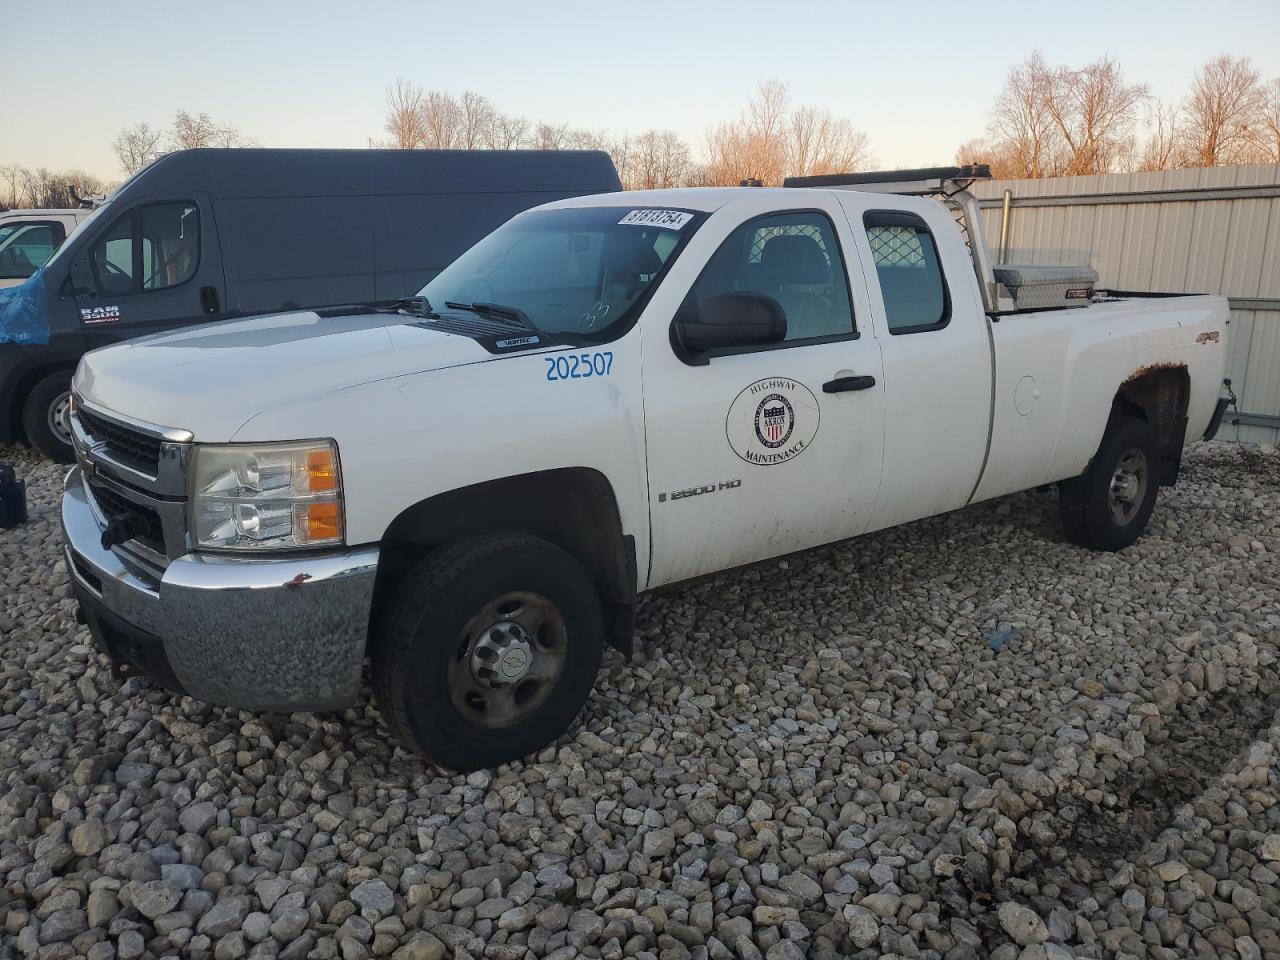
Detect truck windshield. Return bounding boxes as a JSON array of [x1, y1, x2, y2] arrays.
[[419, 206, 703, 339]]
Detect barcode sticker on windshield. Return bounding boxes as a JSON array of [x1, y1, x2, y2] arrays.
[[619, 209, 693, 229]]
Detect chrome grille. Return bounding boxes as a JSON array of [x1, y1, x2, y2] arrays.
[[76, 406, 163, 476], [70, 397, 192, 563]]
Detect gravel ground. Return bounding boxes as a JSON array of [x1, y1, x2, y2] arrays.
[[2, 440, 1279, 960]]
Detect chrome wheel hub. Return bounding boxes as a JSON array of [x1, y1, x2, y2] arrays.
[[1108, 449, 1148, 525], [472, 621, 534, 687], [448, 590, 567, 729]]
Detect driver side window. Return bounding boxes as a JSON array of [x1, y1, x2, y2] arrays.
[[90, 202, 200, 295], [689, 210, 856, 344]]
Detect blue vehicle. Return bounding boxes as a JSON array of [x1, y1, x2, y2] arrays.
[[0, 147, 620, 461]]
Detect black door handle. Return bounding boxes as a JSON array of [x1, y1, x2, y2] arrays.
[[200, 286, 220, 315], [823, 375, 877, 393]]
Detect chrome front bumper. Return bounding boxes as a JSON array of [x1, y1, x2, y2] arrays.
[[62, 467, 379, 711]]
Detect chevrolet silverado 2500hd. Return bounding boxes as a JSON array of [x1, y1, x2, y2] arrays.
[[62, 166, 1230, 770]]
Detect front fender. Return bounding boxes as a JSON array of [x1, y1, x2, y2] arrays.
[[231, 333, 652, 585]]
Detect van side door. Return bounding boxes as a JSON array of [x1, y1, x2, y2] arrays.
[[70, 194, 225, 346]]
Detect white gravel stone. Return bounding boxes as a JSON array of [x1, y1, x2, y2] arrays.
[[2, 441, 1278, 959], [998, 902, 1050, 946]]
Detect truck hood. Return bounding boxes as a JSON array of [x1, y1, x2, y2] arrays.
[[74, 309, 493, 440]]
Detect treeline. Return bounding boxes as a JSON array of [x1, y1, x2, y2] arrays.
[[2, 110, 256, 210], [377, 78, 873, 189], [112, 111, 254, 176], [959, 53, 1280, 178], [6, 53, 1277, 212], [0, 165, 108, 210]]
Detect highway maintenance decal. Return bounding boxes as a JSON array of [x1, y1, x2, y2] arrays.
[[725, 377, 820, 466]]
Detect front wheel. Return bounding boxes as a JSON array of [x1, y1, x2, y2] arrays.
[[1059, 416, 1161, 551], [22, 371, 76, 464], [372, 533, 604, 770]]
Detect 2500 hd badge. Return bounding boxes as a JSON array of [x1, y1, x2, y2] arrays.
[[726, 377, 820, 465]]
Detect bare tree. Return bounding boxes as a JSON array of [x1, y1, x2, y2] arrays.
[[15, 168, 106, 208], [704, 79, 793, 185], [953, 137, 1022, 178], [111, 122, 165, 176], [1180, 54, 1268, 166], [458, 91, 498, 149], [1137, 101, 1182, 172], [703, 122, 759, 187], [1260, 78, 1280, 163], [171, 111, 220, 149], [485, 113, 529, 149], [531, 122, 571, 150], [171, 111, 252, 150], [1044, 57, 1148, 175], [988, 52, 1064, 178], [788, 106, 872, 177], [0, 164, 23, 209], [606, 134, 633, 186], [384, 78, 426, 148], [419, 92, 463, 148], [625, 130, 691, 190], [703, 80, 870, 186], [562, 128, 608, 151]]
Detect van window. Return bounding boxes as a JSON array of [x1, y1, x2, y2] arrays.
[[0, 221, 67, 280], [90, 202, 200, 295], [92, 215, 136, 294], [863, 211, 950, 334], [142, 204, 199, 289]]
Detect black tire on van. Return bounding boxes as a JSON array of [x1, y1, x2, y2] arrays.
[[1059, 416, 1161, 551], [372, 532, 604, 771], [22, 371, 76, 464]]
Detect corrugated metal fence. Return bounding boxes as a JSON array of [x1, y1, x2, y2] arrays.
[[969, 164, 1280, 445]]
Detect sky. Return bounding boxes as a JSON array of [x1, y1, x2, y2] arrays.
[[3, 0, 1279, 183]]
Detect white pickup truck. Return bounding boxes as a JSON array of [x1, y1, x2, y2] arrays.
[[62, 166, 1229, 769]]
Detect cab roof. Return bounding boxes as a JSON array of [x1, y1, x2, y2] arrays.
[[544, 187, 791, 213], [542, 186, 946, 218]]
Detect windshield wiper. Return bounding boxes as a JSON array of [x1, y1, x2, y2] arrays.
[[444, 300, 535, 330], [389, 295, 435, 318]]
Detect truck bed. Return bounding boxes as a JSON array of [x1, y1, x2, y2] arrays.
[[973, 293, 1229, 504]]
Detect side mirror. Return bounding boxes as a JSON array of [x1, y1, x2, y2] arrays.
[[672, 292, 787, 360], [68, 257, 94, 296]]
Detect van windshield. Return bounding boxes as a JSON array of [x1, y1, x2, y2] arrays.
[[419, 206, 703, 339], [42, 201, 111, 273]]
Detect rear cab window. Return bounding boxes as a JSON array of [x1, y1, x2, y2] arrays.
[[862, 211, 950, 334]]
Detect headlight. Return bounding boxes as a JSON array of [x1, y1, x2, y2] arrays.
[[190, 440, 343, 551]]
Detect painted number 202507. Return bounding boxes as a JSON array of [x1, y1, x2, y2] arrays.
[[545, 351, 614, 382]]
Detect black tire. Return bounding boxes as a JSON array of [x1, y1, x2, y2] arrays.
[[1059, 416, 1161, 551], [372, 532, 604, 771], [22, 371, 76, 464]]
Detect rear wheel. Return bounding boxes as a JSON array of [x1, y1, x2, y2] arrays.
[[1059, 416, 1161, 551], [22, 371, 75, 464], [372, 532, 604, 770]]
